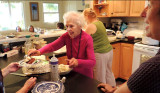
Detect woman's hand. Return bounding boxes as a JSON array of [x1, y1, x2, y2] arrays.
[[97, 83, 116, 93], [16, 77, 37, 93], [2, 62, 21, 77], [28, 49, 41, 56], [66, 58, 78, 68]]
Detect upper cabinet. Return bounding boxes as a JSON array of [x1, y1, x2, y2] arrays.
[[130, 1, 145, 16], [108, 0, 130, 17], [93, 0, 109, 17], [93, 0, 145, 17]]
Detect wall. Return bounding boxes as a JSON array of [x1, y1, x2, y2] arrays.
[[0, 0, 64, 35], [0, 0, 145, 35], [23, 1, 64, 29]]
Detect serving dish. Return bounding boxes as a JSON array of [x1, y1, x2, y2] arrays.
[[32, 81, 64, 93], [19, 59, 72, 75]]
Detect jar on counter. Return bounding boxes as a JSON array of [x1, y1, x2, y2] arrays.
[[2, 42, 10, 53]]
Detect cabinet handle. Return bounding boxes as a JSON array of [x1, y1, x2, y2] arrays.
[[113, 47, 115, 49], [111, 13, 114, 15]]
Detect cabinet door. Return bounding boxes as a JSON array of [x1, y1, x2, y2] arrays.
[[130, 0, 145, 16], [112, 43, 120, 79], [109, 0, 130, 17], [120, 43, 133, 80]]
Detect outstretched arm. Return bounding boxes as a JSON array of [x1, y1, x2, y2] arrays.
[[2, 62, 20, 77]]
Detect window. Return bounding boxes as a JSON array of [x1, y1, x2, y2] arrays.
[[0, 2, 25, 31], [43, 3, 59, 23]]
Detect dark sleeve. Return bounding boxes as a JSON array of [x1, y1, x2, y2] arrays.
[[127, 57, 160, 93], [0, 69, 4, 93]]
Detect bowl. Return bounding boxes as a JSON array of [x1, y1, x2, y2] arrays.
[[34, 34, 39, 37], [32, 81, 64, 93], [25, 35, 31, 38]]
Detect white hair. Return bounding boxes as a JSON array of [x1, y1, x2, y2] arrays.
[[63, 11, 85, 28]]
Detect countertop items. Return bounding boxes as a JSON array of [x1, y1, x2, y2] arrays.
[[53, 37, 142, 55], [0, 53, 103, 93], [109, 36, 142, 44], [0, 30, 66, 44]]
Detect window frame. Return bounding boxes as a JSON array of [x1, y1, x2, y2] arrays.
[[0, 1, 25, 31], [42, 2, 60, 23]]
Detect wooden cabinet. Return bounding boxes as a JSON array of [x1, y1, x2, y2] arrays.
[[112, 43, 134, 80], [93, 0, 109, 17], [130, 0, 145, 16], [93, 0, 145, 17], [119, 43, 133, 80], [112, 43, 120, 79], [108, 0, 130, 17]]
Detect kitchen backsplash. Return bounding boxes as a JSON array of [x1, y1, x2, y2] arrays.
[[99, 17, 145, 30]]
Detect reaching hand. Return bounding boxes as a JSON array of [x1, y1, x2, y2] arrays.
[[16, 77, 37, 93], [28, 49, 41, 56], [2, 62, 21, 77], [97, 83, 116, 93], [66, 58, 78, 68], [23, 77, 37, 90], [6, 62, 21, 73]]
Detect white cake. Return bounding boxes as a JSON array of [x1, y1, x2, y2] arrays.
[[20, 55, 50, 75]]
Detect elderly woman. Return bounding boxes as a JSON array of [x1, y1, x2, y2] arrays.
[[98, 0, 160, 93], [83, 8, 116, 86], [28, 11, 96, 78]]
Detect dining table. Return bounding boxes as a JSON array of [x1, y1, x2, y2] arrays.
[[0, 53, 104, 93]]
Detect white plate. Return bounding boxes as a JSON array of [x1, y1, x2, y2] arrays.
[[59, 68, 72, 75], [58, 64, 72, 75], [32, 81, 64, 93]]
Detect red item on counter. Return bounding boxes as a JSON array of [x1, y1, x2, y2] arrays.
[[127, 36, 135, 41]]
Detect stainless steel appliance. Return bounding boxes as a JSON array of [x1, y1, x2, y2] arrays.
[[132, 42, 160, 73]]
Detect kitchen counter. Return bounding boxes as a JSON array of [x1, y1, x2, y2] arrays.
[[109, 37, 142, 44], [52, 37, 142, 56], [0, 30, 66, 44], [0, 53, 103, 93]]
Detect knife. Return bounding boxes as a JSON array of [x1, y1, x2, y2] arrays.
[[10, 73, 27, 77]]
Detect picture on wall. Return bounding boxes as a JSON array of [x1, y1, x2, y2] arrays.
[[30, 2, 39, 21]]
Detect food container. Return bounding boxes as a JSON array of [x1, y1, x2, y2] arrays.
[[127, 36, 135, 41], [34, 34, 39, 37], [25, 35, 31, 38]]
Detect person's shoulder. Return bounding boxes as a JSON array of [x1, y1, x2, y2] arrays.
[[82, 31, 93, 41]]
